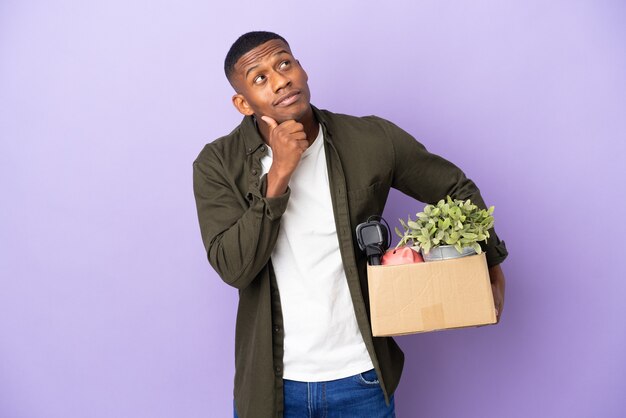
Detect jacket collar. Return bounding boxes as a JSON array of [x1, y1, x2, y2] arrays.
[[312, 105, 333, 140], [239, 114, 266, 155]]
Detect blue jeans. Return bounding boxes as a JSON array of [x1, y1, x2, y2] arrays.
[[234, 368, 395, 417]]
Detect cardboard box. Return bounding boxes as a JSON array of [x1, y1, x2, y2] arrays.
[[367, 253, 496, 336]]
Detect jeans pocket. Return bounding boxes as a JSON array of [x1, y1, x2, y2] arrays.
[[356, 368, 380, 386]]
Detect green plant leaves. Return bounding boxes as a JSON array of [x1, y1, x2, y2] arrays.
[[471, 242, 483, 254], [394, 196, 496, 252], [407, 220, 420, 229]]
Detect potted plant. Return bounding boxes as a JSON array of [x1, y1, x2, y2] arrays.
[[395, 196, 495, 261]]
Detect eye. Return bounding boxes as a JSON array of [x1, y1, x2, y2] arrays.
[[278, 60, 290, 69], [253, 74, 266, 84]]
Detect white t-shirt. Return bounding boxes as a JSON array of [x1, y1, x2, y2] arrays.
[[260, 125, 374, 382]]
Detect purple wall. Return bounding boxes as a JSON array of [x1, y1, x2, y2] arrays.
[[1, 1, 624, 417]]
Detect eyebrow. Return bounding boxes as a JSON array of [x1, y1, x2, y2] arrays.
[[244, 49, 291, 79]]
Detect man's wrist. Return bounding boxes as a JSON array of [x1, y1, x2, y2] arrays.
[[266, 167, 291, 198]]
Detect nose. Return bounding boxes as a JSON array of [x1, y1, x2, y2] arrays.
[[271, 70, 291, 93]]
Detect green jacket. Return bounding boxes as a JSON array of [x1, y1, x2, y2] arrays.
[[193, 106, 508, 418]]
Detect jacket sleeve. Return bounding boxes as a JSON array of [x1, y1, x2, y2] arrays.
[[192, 150, 289, 289], [379, 118, 509, 267]]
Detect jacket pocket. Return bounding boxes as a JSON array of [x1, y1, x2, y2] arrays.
[[347, 181, 386, 225]]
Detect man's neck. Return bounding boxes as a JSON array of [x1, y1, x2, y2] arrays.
[[299, 106, 319, 146]]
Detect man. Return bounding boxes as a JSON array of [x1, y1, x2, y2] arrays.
[[193, 31, 508, 418]]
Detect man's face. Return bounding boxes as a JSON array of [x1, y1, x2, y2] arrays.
[[230, 39, 311, 123]]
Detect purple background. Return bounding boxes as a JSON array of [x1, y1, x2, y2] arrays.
[[1, 1, 625, 417]]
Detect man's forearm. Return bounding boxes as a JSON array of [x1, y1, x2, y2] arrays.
[[193, 161, 289, 290], [266, 166, 291, 198]]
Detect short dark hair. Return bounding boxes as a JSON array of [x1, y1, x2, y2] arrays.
[[224, 31, 289, 82]]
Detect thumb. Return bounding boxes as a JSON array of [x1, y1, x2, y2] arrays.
[[260, 116, 278, 130]]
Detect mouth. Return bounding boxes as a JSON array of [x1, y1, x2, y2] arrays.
[[274, 91, 301, 107]]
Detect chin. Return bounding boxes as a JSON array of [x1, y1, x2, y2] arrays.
[[284, 103, 311, 121]]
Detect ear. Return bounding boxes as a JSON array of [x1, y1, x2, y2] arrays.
[[232, 93, 254, 116]]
